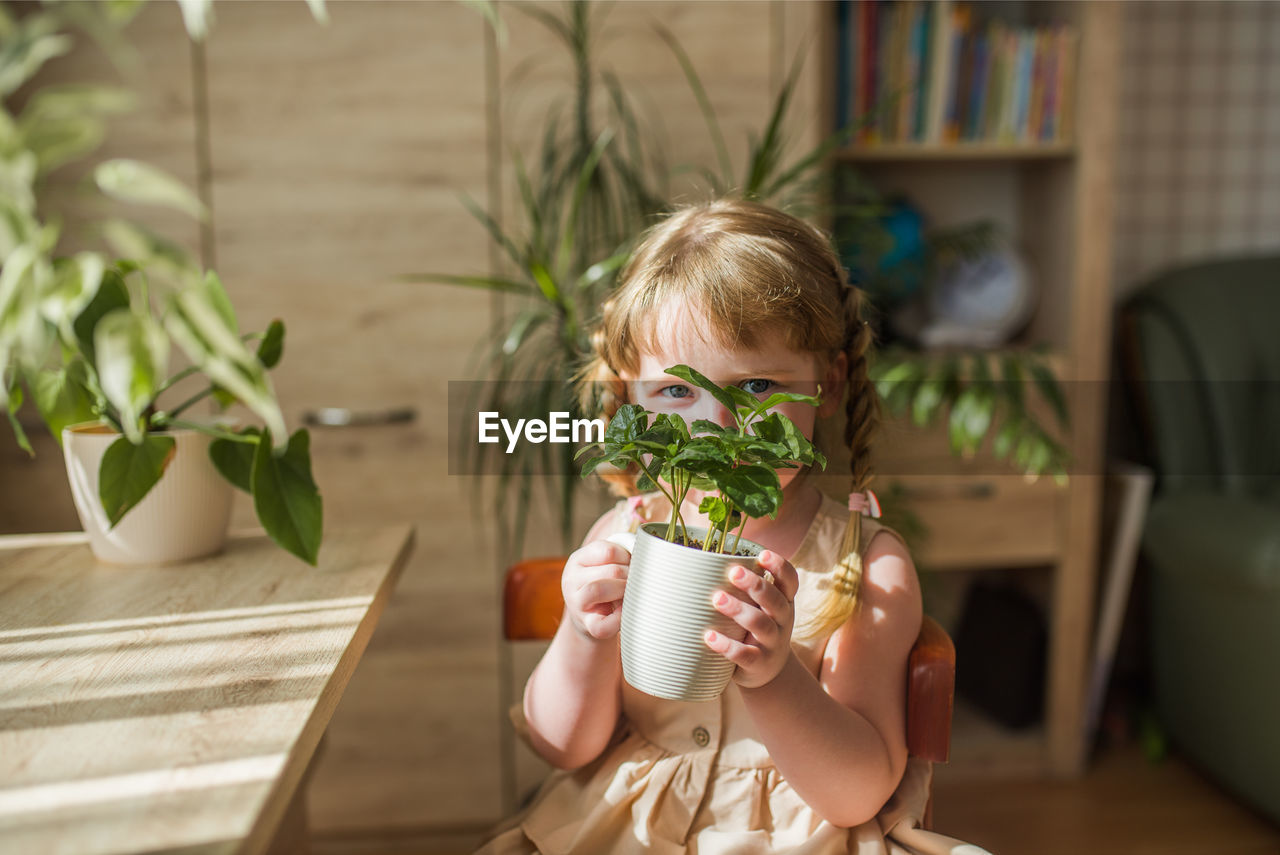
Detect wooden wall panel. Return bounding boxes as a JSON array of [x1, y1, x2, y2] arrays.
[[199, 0, 498, 836]]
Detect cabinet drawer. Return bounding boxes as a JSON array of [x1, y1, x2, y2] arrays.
[[884, 474, 1065, 571]]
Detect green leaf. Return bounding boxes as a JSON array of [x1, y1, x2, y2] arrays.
[[72, 267, 129, 370], [654, 24, 732, 187], [399, 272, 532, 296], [256, 320, 284, 368], [209, 427, 259, 493], [460, 0, 505, 44], [723, 383, 762, 418], [576, 453, 608, 478], [691, 419, 728, 437], [671, 441, 733, 472], [911, 377, 945, 427], [656, 412, 690, 442], [22, 114, 105, 176], [175, 0, 214, 41], [665, 364, 736, 419], [750, 412, 821, 465], [19, 83, 138, 123], [1029, 359, 1070, 430], [251, 427, 323, 565], [202, 270, 239, 334], [604, 404, 647, 444], [947, 387, 992, 457], [758, 390, 821, 411], [718, 464, 782, 519], [0, 243, 51, 369], [0, 19, 72, 99], [99, 434, 175, 527], [100, 218, 195, 272], [1000, 354, 1026, 412], [166, 284, 286, 447], [33, 361, 96, 446], [94, 308, 169, 443], [303, 0, 329, 25], [993, 418, 1020, 460], [95, 159, 208, 221], [529, 262, 561, 306], [635, 469, 658, 493], [698, 495, 729, 527], [6, 383, 32, 456], [574, 250, 629, 290], [42, 253, 104, 342]]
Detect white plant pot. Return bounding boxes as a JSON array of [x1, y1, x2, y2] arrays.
[[609, 522, 764, 702], [62, 423, 234, 565]]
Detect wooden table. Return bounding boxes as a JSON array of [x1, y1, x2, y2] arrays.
[[0, 525, 415, 855]]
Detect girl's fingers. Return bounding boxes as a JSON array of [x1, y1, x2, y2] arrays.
[[583, 611, 621, 639], [726, 562, 791, 625], [712, 589, 778, 644], [758, 550, 800, 603], [577, 541, 632, 569], [704, 628, 761, 668], [578, 577, 626, 609]]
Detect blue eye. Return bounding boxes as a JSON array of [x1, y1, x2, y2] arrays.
[[659, 384, 692, 399], [740, 378, 774, 396]]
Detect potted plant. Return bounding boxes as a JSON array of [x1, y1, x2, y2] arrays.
[[3, 254, 323, 566], [1, 3, 321, 565], [575, 364, 824, 701]]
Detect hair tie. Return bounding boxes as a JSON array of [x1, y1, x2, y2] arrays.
[[847, 489, 881, 519]]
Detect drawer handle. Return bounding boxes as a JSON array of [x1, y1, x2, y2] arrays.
[[895, 482, 996, 501], [303, 407, 417, 428]]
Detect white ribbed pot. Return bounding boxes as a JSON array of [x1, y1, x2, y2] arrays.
[[608, 522, 764, 702], [62, 423, 234, 565]]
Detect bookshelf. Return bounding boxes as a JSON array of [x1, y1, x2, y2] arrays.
[[818, 0, 1120, 779]]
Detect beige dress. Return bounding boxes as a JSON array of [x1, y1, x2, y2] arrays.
[[477, 492, 992, 855]]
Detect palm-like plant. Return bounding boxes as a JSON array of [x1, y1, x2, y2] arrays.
[[405, 3, 670, 562]]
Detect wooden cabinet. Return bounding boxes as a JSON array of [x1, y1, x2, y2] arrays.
[[816, 1, 1120, 778]]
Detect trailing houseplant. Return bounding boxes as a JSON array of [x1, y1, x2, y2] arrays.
[[1, 1, 322, 564], [574, 363, 826, 701], [3, 252, 323, 565]]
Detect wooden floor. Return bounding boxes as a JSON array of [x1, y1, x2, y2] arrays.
[[931, 743, 1280, 855], [313, 742, 1280, 854]]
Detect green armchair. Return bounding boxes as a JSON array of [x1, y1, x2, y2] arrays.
[[1120, 254, 1280, 825]]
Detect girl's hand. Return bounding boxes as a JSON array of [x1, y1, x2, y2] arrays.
[[561, 540, 630, 641], [704, 549, 799, 689]]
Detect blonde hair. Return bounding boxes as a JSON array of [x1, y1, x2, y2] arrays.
[[574, 198, 881, 639]]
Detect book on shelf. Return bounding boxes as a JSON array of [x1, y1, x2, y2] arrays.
[[837, 0, 1078, 147]]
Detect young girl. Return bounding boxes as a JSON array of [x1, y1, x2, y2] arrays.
[[477, 199, 991, 855]]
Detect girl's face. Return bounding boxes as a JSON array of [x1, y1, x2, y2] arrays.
[[618, 298, 845, 496]]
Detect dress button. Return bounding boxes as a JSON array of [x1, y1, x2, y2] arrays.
[[692, 726, 710, 748]]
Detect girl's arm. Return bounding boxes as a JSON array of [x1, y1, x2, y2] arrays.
[[521, 509, 628, 769], [725, 532, 922, 827]]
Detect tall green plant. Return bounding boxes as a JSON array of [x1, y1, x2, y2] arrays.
[[405, 2, 669, 562]]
